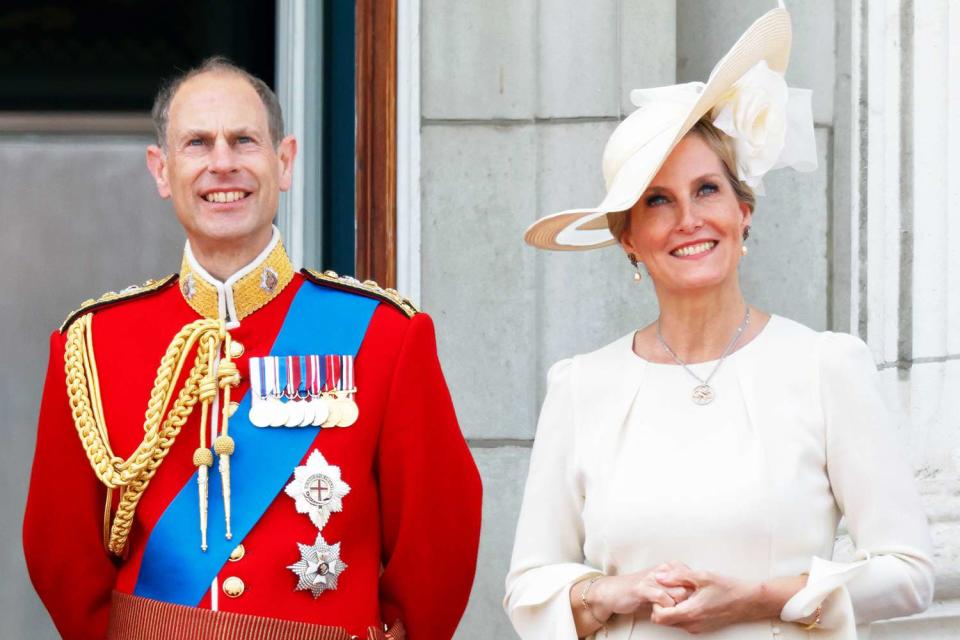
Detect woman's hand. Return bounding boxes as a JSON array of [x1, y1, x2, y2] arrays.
[[571, 563, 693, 638], [649, 565, 754, 634], [650, 564, 807, 634], [592, 562, 694, 618]]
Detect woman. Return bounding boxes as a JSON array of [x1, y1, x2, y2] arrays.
[[504, 7, 933, 640]]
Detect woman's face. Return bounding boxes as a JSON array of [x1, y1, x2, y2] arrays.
[[620, 134, 751, 295]]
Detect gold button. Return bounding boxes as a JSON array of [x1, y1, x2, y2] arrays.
[[222, 576, 245, 597], [229, 341, 245, 358], [228, 543, 245, 562]]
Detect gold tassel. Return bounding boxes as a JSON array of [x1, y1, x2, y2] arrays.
[[193, 450, 213, 550], [102, 487, 114, 552], [215, 333, 241, 540], [193, 338, 219, 551]]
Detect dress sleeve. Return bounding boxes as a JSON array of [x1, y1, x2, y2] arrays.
[[782, 332, 934, 628], [23, 331, 118, 640], [504, 359, 601, 639], [376, 313, 482, 639]]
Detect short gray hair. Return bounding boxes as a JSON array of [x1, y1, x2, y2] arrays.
[[151, 56, 284, 148]]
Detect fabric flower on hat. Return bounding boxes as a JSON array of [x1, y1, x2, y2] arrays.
[[710, 60, 817, 193]]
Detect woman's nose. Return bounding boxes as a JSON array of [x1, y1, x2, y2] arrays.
[[675, 199, 704, 233]]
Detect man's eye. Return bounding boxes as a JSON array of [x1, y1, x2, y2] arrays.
[[237, 136, 253, 144], [187, 138, 204, 147]]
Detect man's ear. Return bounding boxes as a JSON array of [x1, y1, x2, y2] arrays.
[[277, 135, 298, 192], [146, 145, 171, 199]]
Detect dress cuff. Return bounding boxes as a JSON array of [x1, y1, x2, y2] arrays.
[[505, 564, 602, 639], [781, 552, 870, 630]]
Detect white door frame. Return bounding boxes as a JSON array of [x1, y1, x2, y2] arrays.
[[396, 0, 422, 303]]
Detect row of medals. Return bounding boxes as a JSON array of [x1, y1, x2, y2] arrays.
[[249, 391, 358, 428]]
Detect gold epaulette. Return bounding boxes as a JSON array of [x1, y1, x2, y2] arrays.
[[60, 274, 178, 333], [300, 269, 420, 318]]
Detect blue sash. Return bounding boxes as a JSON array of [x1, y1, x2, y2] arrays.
[[134, 282, 378, 604]]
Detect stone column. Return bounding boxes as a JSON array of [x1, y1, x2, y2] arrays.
[[839, 1, 960, 637]]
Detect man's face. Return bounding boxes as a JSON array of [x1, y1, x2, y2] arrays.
[[147, 72, 296, 253]]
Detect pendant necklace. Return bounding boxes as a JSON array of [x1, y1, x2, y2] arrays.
[[655, 306, 751, 405]]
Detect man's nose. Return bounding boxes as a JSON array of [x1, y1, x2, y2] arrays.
[[208, 137, 239, 173]]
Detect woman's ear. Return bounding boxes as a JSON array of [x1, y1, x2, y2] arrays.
[[616, 210, 636, 256], [739, 201, 753, 229]]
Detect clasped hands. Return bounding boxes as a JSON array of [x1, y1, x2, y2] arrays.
[[587, 561, 759, 635]]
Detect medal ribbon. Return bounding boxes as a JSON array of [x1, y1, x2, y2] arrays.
[[249, 357, 264, 400], [341, 355, 354, 392], [307, 355, 321, 396], [318, 355, 327, 394], [323, 354, 341, 393], [276, 356, 287, 399], [135, 282, 378, 605], [285, 355, 299, 399], [298, 356, 307, 398], [264, 357, 279, 400]]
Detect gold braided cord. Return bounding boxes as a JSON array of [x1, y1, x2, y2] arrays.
[[81, 317, 115, 461], [64, 313, 229, 555]]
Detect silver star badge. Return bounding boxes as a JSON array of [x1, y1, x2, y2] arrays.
[[284, 450, 351, 530], [287, 532, 347, 597]]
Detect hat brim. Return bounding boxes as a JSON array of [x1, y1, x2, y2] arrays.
[[524, 7, 792, 251]]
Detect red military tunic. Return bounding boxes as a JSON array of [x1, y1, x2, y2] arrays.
[[23, 234, 482, 640]]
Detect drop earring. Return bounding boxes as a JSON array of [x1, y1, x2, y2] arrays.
[[628, 254, 642, 282], [741, 226, 751, 256]]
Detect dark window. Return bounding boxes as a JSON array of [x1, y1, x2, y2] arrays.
[[0, 0, 275, 111], [321, 0, 355, 275]]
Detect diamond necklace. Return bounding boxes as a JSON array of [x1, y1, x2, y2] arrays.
[[655, 306, 751, 405]]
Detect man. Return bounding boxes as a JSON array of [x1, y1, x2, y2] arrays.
[[23, 57, 482, 640]]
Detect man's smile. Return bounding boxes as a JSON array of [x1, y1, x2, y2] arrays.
[[201, 190, 251, 203]]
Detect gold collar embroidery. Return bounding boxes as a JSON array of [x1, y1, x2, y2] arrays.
[[179, 231, 294, 322]]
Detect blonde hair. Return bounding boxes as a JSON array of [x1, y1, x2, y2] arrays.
[[606, 118, 756, 242]]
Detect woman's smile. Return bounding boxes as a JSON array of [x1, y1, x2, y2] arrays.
[[670, 240, 718, 259]]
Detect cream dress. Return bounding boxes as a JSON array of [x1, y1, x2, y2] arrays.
[[504, 316, 933, 639]]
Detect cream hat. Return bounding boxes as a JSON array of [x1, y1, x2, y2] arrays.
[[524, 6, 817, 251]]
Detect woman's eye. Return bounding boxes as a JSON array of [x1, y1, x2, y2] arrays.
[[698, 182, 719, 196], [646, 195, 668, 207]]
